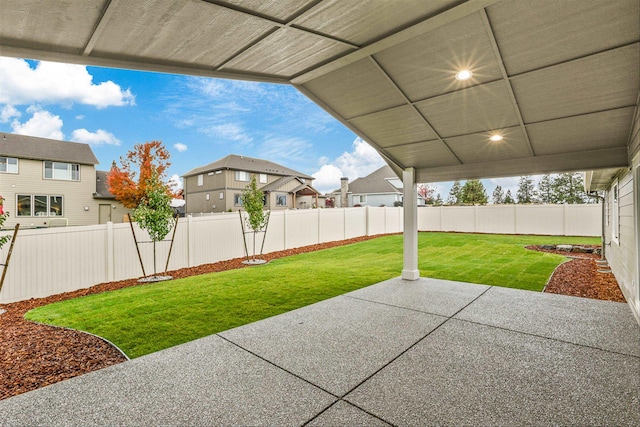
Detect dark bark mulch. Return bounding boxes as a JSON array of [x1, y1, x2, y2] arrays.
[[0, 237, 626, 400]]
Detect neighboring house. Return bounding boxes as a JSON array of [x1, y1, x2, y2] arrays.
[[183, 154, 320, 213], [0, 133, 131, 228], [93, 170, 133, 224], [333, 165, 426, 207], [585, 111, 640, 323]]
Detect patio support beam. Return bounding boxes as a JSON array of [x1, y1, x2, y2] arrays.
[[402, 167, 420, 281]]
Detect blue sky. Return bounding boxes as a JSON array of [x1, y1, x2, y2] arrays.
[[0, 56, 527, 197]]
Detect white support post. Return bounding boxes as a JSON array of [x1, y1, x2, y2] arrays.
[[402, 167, 420, 280]]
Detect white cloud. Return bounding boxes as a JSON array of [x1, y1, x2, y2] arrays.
[[258, 136, 312, 164], [202, 123, 253, 144], [0, 57, 135, 108], [0, 104, 20, 123], [71, 128, 121, 146], [11, 107, 63, 140], [312, 137, 386, 193], [173, 142, 188, 152]]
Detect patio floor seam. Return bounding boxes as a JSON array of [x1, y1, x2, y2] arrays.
[[337, 286, 494, 399], [450, 317, 640, 359], [301, 398, 397, 427], [216, 333, 341, 398]]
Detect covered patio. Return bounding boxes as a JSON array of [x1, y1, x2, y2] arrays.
[[0, 1, 638, 424], [0, 278, 637, 425]]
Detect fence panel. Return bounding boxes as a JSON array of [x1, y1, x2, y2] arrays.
[[0, 204, 601, 303]]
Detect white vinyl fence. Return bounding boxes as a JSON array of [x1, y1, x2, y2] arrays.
[[0, 204, 600, 303]]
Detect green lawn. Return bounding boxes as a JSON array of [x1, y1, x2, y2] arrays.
[[26, 232, 598, 358]]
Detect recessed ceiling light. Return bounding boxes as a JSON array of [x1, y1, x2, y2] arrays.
[[455, 70, 472, 81], [489, 134, 503, 142]]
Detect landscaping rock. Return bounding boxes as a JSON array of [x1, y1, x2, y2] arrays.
[[541, 245, 555, 250], [573, 246, 593, 253], [556, 244, 573, 251]]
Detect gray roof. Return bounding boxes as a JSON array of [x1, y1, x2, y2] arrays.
[[183, 154, 313, 180], [343, 165, 401, 195], [0, 133, 99, 165], [94, 170, 115, 199]]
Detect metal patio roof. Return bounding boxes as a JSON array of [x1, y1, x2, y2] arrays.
[[0, 0, 638, 186]]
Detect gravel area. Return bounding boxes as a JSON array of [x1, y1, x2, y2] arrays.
[[0, 237, 625, 400]]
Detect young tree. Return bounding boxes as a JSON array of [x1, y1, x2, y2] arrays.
[[240, 175, 269, 262], [447, 180, 463, 205], [133, 173, 175, 277], [504, 189, 515, 204], [516, 176, 537, 204], [461, 179, 488, 205], [492, 185, 504, 204], [107, 141, 174, 208], [434, 193, 444, 206], [537, 174, 554, 204]]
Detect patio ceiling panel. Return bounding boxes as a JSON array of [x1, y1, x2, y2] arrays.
[[221, 27, 353, 78], [486, 0, 640, 76], [526, 108, 636, 156], [414, 81, 520, 138], [386, 140, 461, 170], [445, 126, 530, 164], [292, 0, 460, 46], [348, 106, 439, 149], [301, 58, 407, 120], [89, 1, 275, 69], [511, 44, 640, 124], [0, 0, 106, 53], [217, 0, 319, 22], [372, 12, 503, 103]]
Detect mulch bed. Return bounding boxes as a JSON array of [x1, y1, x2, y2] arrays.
[[0, 237, 626, 400]]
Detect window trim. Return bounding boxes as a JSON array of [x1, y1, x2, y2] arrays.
[[234, 193, 243, 206], [235, 170, 250, 182], [44, 161, 80, 181], [17, 194, 64, 217], [612, 179, 619, 244], [276, 193, 287, 207], [197, 174, 204, 186], [259, 173, 267, 184], [0, 156, 18, 174]]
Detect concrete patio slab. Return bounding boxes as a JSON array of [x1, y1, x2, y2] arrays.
[[345, 277, 490, 317], [0, 278, 638, 426], [455, 286, 640, 356], [220, 294, 447, 396], [0, 335, 336, 426], [345, 319, 640, 426]]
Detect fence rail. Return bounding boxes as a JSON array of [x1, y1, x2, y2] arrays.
[[0, 204, 600, 303]]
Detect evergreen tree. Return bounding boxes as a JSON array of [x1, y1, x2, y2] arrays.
[[447, 180, 463, 205], [461, 179, 488, 205], [516, 176, 537, 204], [504, 189, 515, 204], [492, 185, 504, 204], [434, 193, 443, 206], [552, 173, 588, 204], [537, 174, 554, 204]]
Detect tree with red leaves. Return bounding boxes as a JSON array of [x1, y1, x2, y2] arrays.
[[107, 141, 175, 208]]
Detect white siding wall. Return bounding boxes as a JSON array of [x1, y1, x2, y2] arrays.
[[605, 163, 639, 323], [0, 204, 601, 303]]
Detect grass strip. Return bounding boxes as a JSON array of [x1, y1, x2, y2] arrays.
[[26, 232, 598, 358]]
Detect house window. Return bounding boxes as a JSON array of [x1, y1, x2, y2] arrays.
[[197, 174, 204, 186], [17, 194, 63, 217], [259, 173, 267, 184], [205, 193, 210, 201], [356, 195, 367, 203], [276, 194, 287, 206], [219, 192, 224, 200], [612, 180, 619, 244], [234, 193, 243, 206], [235, 171, 250, 182], [44, 161, 79, 181], [0, 157, 18, 173]]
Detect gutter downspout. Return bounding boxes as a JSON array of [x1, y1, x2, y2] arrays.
[[588, 191, 606, 260]]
